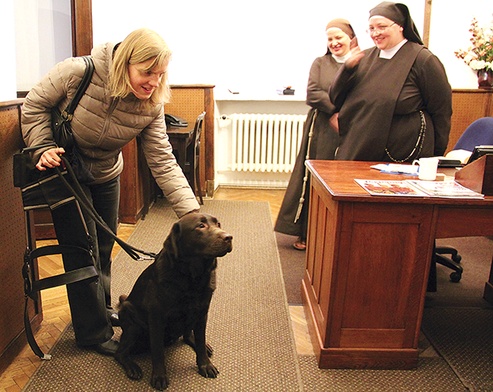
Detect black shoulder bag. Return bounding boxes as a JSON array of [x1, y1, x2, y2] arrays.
[[51, 55, 95, 183]]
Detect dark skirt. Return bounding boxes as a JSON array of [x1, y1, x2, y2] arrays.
[[274, 108, 338, 237]]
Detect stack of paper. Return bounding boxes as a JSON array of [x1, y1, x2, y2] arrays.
[[406, 180, 484, 198], [355, 179, 484, 199]]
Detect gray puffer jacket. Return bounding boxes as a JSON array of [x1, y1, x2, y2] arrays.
[[21, 42, 200, 217]]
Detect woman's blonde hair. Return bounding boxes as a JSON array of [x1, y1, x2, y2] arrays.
[[109, 28, 172, 108]]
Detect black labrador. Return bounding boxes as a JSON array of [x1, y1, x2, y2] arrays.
[[115, 212, 233, 390]]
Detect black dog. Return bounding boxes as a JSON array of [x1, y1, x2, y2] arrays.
[[115, 213, 233, 390]]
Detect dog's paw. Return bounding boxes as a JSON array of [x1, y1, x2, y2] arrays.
[[125, 362, 143, 380], [151, 373, 169, 390], [115, 355, 144, 381], [198, 362, 219, 378], [206, 343, 214, 357]]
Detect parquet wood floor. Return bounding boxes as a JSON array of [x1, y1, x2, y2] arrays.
[[0, 187, 313, 392]]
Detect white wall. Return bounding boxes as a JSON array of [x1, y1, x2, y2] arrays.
[[92, 0, 424, 95], [10, 1, 493, 95], [0, 0, 17, 101], [14, 0, 72, 92], [428, 0, 492, 89]]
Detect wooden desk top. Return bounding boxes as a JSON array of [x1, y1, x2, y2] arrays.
[[306, 160, 493, 206], [166, 126, 193, 139]]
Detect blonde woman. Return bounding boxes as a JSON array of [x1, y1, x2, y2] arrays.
[[22, 28, 199, 355]]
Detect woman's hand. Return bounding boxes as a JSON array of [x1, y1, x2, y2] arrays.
[[36, 147, 65, 171], [345, 37, 365, 69], [329, 113, 339, 133]]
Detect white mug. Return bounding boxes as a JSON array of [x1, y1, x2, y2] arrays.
[[412, 157, 439, 181]]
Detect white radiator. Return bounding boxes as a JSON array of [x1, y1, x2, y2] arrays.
[[230, 113, 305, 173]]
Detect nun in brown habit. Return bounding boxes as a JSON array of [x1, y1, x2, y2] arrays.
[[329, 1, 452, 163], [274, 19, 356, 250]]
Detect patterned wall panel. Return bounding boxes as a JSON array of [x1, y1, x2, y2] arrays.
[[0, 101, 40, 370], [448, 90, 493, 152]]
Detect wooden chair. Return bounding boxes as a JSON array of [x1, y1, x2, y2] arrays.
[[185, 112, 206, 205]]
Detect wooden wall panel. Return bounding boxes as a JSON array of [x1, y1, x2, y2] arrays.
[[166, 88, 205, 125], [0, 100, 41, 373], [71, 0, 93, 56], [447, 90, 493, 153], [166, 85, 215, 196], [119, 137, 145, 224]]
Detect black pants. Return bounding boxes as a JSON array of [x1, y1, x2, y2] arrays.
[[50, 176, 119, 346]]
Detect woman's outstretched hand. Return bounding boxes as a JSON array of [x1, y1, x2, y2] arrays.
[[345, 37, 364, 69]]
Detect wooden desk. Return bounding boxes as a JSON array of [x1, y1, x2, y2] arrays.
[[302, 160, 493, 370]]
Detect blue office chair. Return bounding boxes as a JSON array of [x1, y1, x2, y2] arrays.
[[453, 117, 493, 152], [434, 117, 493, 284]]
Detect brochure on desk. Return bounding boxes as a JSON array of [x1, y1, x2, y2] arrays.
[[355, 179, 484, 199]]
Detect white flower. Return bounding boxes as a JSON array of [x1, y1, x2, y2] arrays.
[[455, 16, 493, 72], [469, 60, 487, 70], [464, 53, 475, 63]]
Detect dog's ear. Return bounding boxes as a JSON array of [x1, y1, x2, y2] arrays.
[[164, 221, 181, 259]]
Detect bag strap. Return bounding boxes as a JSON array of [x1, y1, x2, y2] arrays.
[[56, 156, 157, 261], [63, 56, 94, 119], [21, 142, 58, 154], [23, 245, 98, 299], [24, 298, 51, 360]]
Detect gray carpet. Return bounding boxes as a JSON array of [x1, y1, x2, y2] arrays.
[[421, 236, 493, 392], [277, 231, 493, 391], [422, 307, 493, 392], [22, 200, 493, 391], [276, 232, 305, 305], [23, 199, 304, 391], [298, 356, 464, 392]]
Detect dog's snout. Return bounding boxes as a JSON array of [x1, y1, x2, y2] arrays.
[[212, 230, 233, 256], [222, 233, 233, 242]]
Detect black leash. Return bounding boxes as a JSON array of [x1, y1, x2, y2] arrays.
[[55, 155, 157, 261]]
